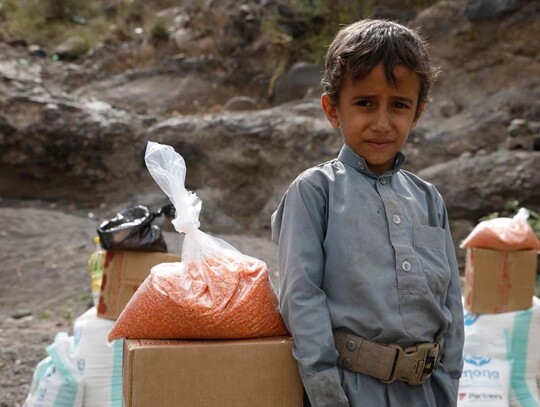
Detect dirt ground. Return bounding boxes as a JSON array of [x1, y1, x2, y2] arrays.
[[0, 201, 280, 407]]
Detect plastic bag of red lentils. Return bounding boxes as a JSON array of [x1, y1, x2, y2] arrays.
[[107, 141, 288, 341], [460, 208, 540, 251]]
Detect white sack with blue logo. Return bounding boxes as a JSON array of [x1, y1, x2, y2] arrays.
[[463, 296, 540, 407], [73, 307, 123, 407], [458, 355, 510, 406], [23, 332, 84, 407]]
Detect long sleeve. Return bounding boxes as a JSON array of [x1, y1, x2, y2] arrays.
[[440, 202, 465, 382], [272, 176, 350, 407]]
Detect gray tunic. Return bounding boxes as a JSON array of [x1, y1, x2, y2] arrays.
[[271, 144, 464, 407]]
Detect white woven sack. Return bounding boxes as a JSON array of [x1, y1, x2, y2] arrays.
[[458, 355, 510, 406], [24, 332, 84, 407], [463, 297, 540, 407], [73, 307, 122, 407]]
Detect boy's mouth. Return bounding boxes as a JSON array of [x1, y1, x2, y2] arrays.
[[365, 139, 393, 150]]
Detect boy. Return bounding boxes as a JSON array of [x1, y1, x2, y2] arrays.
[[271, 19, 464, 407]]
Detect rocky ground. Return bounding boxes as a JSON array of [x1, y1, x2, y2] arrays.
[[0, 202, 281, 406]]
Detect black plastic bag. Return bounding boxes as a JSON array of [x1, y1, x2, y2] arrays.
[[97, 204, 173, 252]]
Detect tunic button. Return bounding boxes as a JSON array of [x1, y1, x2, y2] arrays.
[[392, 215, 401, 224], [346, 340, 357, 352], [379, 178, 386, 185], [342, 358, 352, 369], [401, 260, 411, 272]]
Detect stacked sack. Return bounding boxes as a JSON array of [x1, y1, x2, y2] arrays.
[[460, 298, 540, 406], [458, 209, 540, 407], [24, 333, 84, 407], [24, 309, 122, 407], [73, 308, 123, 407]]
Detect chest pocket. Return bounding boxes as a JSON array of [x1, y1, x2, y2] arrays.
[[413, 225, 451, 295]]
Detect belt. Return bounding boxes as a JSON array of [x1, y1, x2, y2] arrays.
[[333, 330, 443, 386]]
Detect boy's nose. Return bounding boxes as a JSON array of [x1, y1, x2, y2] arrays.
[[372, 109, 391, 133]]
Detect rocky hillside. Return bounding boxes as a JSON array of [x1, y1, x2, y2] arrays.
[[0, 0, 539, 267]]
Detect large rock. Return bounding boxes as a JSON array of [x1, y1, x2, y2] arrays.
[[465, 0, 525, 21], [74, 63, 234, 116], [418, 151, 540, 221], [272, 62, 323, 105], [418, 150, 540, 266], [0, 62, 146, 205], [144, 100, 340, 232], [405, 81, 540, 172], [54, 36, 89, 60], [0, 96, 146, 205]]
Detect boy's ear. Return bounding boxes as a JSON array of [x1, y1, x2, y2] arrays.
[[413, 102, 426, 127], [321, 93, 340, 128]]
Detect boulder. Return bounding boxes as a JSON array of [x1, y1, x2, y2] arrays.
[[465, 0, 525, 21], [418, 151, 540, 221], [54, 36, 89, 60], [144, 100, 340, 232], [0, 72, 145, 205]]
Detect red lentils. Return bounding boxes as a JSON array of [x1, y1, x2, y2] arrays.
[[461, 217, 540, 250], [107, 255, 288, 341]]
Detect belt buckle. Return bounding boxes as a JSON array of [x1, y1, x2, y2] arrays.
[[423, 341, 441, 375], [382, 343, 438, 386]]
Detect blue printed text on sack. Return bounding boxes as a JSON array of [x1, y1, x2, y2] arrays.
[[462, 368, 500, 381]]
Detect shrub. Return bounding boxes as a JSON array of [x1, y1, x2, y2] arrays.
[[276, 0, 373, 64], [3, 0, 102, 46], [150, 19, 169, 43]]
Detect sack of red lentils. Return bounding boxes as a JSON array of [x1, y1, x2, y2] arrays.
[[460, 208, 540, 251], [107, 141, 288, 342]]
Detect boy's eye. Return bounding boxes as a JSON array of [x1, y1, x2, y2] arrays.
[[354, 100, 372, 107], [394, 101, 410, 109]]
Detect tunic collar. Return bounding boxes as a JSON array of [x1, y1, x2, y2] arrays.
[[337, 144, 406, 177]]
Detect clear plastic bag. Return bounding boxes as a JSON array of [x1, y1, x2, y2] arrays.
[[460, 208, 540, 251], [107, 141, 287, 341]]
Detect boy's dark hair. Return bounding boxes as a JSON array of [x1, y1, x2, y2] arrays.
[[322, 19, 439, 113]]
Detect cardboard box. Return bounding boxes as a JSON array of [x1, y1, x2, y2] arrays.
[[123, 337, 303, 407], [463, 247, 538, 314], [97, 251, 180, 320]]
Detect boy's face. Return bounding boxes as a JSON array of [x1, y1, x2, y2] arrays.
[[321, 62, 422, 175]]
